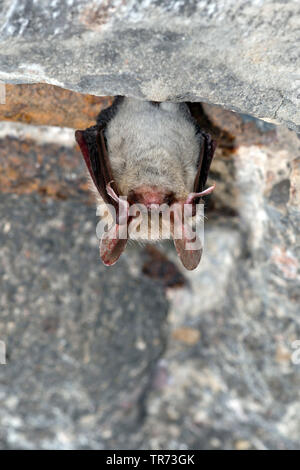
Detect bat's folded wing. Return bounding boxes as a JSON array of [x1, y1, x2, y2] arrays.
[[75, 126, 120, 212]]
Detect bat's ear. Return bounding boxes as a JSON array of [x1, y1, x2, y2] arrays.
[[171, 204, 202, 271], [175, 130, 215, 270], [173, 238, 202, 271], [100, 223, 128, 266]]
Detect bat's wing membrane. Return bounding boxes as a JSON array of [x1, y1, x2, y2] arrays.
[[75, 126, 119, 213]]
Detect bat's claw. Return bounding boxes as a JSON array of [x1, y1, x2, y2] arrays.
[[185, 182, 216, 204], [106, 181, 118, 202], [106, 181, 129, 225]]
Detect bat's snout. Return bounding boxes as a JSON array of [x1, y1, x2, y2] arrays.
[[128, 185, 175, 209]]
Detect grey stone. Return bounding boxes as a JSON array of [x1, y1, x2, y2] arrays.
[[0, 0, 299, 131], [0, 193, 168, 449]]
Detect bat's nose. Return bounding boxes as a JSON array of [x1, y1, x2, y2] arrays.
[[130, 185, 166, 207]]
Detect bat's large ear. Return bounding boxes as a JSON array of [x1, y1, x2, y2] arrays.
[[173, 238, 202, 271], [193, 130, 217, 196], [172, 205, 202, 271], [174, 129, 216, 270], [100, 224, 128, 266], [75, 126, 120, 213]]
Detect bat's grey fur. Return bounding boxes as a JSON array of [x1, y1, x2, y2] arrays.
[[105, 98, 200, 198]]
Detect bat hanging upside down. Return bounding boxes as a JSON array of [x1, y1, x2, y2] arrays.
[[75, 97, 216, 270]]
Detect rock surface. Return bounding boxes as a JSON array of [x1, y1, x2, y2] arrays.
[[0, 84, 112, 129], [0, 114, 299, 449], [143, 126, 300, 450], [0, 0, 300, 131], [0, 193, 168, 449]]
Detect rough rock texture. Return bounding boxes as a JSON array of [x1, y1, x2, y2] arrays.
[[0, 110, 299, 449], [0, 0, 300, 131], [0, 133, 88, 199], [0, 194, 168, 449], [142, 126, 300, 450], [0, 84, 112, 129]]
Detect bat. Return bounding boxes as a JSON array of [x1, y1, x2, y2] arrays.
[[75, 97, 216, 270]]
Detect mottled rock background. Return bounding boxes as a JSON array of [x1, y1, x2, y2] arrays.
[[0, 0, 300, 451]]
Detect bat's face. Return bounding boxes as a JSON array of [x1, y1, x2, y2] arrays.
[[76, 98, 216, 270], [96, 182, 179, 241], [93, 177, 215, 269]]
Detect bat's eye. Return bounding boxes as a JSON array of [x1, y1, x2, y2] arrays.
[[127, 190, 137, 205], [163, 192, 176, 205]]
